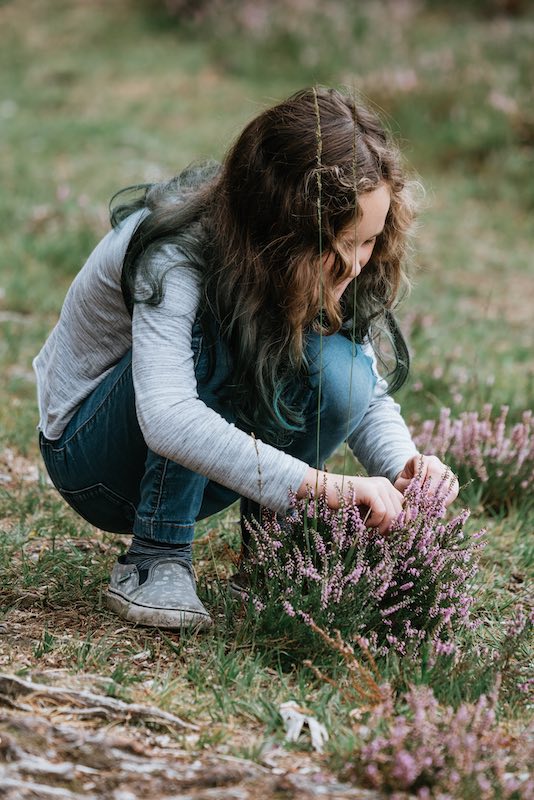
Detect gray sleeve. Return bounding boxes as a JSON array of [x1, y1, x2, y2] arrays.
[[347, 342, 418, 482], [131, 253, 309, 514]]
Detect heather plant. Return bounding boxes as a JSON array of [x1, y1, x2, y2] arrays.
[[344, 681, 534, 799], [411, 405, 534, 512], [243, 471, 485, 659], [305, 622, 534, 798]]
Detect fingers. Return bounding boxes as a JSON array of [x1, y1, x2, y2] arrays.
[[320, 461, 459, 538], [444, 474, 460, 507], [321, 473, 402, 534], [400, 455, 459, 509], [393, 476, 411, 494], [418, 455, 459, 507], [353, 477, 404, 535]]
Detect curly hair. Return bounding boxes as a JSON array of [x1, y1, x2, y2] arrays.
[[115, 87, 418, 444]]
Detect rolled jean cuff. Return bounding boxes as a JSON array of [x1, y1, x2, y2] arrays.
[[133, 514, 195, 544]]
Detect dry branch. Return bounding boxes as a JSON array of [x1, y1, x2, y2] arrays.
[[0, 673, 198, 730]]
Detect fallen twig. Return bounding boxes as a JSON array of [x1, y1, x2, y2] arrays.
[[0, 778, 90, 799], [0, 673, 199, 730]]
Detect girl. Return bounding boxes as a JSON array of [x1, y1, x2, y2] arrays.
[[34, 87, 458, 631]]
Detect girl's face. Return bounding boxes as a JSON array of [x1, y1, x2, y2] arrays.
[[326, 183, 391, 300]]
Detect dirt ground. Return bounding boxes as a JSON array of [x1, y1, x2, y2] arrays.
[[0, 672, 377, 800]]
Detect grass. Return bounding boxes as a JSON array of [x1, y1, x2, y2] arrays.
[[0, 0, 533, 795]]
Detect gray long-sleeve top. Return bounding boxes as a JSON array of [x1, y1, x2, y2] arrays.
[[33, 210, 418, 513]]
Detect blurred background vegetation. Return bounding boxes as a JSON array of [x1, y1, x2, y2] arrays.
[[1, 0, 533, 446]]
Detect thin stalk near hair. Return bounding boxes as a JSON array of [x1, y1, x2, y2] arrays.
[[341, 91, 360, 490], [312, 86, 324, 502]]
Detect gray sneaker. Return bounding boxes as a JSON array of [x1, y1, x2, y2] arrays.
[[105, 558, 212, 630]]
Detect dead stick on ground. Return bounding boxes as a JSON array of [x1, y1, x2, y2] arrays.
[[0, 673, 199, 730], [0, 778, 87, 799]]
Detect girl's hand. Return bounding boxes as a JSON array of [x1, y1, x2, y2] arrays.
[[394, 454, 459, 508], [297, 468, 404, 535]]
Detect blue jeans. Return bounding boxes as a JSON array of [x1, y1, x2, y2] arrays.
[[39, 323, 376, 544]]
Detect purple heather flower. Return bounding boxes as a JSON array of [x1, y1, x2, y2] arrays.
[[248, 471, 484, 659], [411, 405, 534, 510], [252, 596, 266, 613], [391, 750, 419, 787], [282, 600, 296, 617], [348, 683, 533, 798]]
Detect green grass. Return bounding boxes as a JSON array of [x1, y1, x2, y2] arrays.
[[0, 0, 532, 792]]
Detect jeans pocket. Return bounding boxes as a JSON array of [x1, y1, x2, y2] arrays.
[[58, 483, 136, 534]]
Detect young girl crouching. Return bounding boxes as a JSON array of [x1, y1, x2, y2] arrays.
[[34, 87, 458, 630]]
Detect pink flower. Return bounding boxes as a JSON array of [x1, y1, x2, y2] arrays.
[[411, 405, 534, 511], [247, 470, 483, 659]]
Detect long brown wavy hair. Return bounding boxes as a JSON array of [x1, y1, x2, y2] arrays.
[[115, 87, 417, 444]]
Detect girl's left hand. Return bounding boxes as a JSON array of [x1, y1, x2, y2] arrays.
[[394, 454, 459, 508]]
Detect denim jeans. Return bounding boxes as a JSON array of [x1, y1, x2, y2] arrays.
[[39, 322, 376, 544]]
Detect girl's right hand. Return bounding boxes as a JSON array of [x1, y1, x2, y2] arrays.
[[297, 468, 404, 535]]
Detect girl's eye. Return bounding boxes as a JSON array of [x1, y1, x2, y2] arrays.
[[365, 237, 377, 246]]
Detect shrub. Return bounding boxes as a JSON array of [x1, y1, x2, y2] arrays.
[[411, 405, 533, 512], [346, 681, 534, 799], [244, 471, 485, 659]]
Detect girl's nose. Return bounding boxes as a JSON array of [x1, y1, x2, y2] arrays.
[[357, 247, 372, 273]]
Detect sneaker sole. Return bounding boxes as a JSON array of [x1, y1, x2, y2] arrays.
[[105, 589, 213, 630]]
